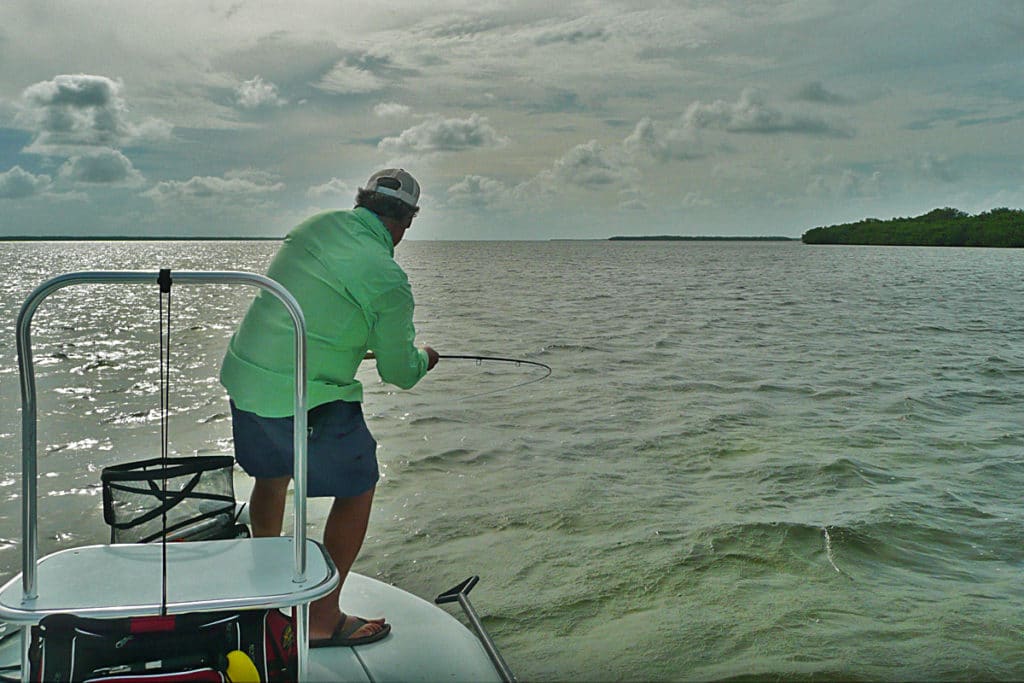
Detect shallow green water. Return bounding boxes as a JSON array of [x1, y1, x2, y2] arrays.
[[2, 240, 1023, 680]]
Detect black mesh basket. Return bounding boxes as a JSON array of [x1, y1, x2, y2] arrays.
[[101, 456, 242, 543]]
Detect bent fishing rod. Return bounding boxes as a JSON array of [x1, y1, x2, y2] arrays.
[[440, 354, 552, 398], [365, 352, 552, 399]]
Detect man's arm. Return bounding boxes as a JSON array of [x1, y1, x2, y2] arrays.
[[366, 283, 437, 388], [365, 346, 438, 369]]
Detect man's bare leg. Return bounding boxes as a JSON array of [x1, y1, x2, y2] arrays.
[[249, 476, 291, 537], [308, 488, 385, 641], [249, 479, 383, 641]]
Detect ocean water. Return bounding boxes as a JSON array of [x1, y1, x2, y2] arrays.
[[2, 239, 1024, 681]]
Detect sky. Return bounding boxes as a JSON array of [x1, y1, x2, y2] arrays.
[[0, 0, 1022, 240]]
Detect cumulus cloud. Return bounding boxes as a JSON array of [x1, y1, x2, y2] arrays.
[[19, 74, 171, 152], [793, 81, 851, 105], [0, 166, 52, 199], [915, 153, 959, 182], [679, 191, 713, 208], [806, 168, 882, 198], [59, 149, 143, 185], [447, 138, 641, 211], [624, 117, 705, 162], [446, 175, 513, 208], [306, 177, 353, 199], [235, 76, 286, 109], [378, 113, 508, 155], [316, 62, 386, 95], [374, 102, 411, 118], [684, 88, 853, 137], [542, 139, 630, 188], [21, 74, 129, 149], [623, 118, 659, 156], [534, 26, 609, 46], [144, 169, 283, 202], [617, 187, 647, 211]]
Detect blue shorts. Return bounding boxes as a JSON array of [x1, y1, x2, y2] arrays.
[[230, 399, 379, 498]]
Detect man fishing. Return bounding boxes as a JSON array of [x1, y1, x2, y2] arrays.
[[220, 168, 439, 647]]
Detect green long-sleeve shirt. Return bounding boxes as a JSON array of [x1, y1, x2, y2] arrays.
[[220, 207, 429, 417]]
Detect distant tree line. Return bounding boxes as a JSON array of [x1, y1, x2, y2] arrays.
[[609, 235, 795, 241], [801, 208, 1024, 247]]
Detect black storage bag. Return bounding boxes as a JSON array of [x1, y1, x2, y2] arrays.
[[29, 609, 295, 683]]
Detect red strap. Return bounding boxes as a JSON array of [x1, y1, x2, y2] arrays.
[[129, 615, 177, 633], [85, 670, 225, 682]]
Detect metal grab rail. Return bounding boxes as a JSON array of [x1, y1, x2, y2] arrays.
[[436, 576, 516, 682], [15, 270, 314, 679]]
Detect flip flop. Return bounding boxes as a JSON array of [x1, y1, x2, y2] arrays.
[[310, 615, 392, 648]]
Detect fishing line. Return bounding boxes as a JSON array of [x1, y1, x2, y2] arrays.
[[437, 354, 552, 400]]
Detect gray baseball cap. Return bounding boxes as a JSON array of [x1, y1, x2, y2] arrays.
[[361, 168, 420, 208]]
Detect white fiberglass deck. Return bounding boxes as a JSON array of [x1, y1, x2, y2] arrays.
[[309, 572, 502, 683], [0, 537, 337, 623]]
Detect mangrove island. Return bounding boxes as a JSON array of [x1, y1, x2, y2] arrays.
[[802, 207, 1024, 247], [609, 235, 795, 242]]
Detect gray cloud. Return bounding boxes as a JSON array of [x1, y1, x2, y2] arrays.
[[19, 74, 171, 153], [904, 107, 974, 131], [423, 15, 506, 40], [685, 88, 854, 138], [315, 62, 387, 95], [624, 117, 705, 162], [0, 166, 52, 199], [446, 139, 637, 210], [957, 113, 1024, 128], [144, 169, 283, 202], [306, 177, 354, 199], [527, 89, 588, 115], [214, 34, 343, 87], [374, 102, 411, 118], [312, 50, 420, 97], [541, 139, 631, 189], [21, 74, 130, 149], [534, 26, 608, 46], [915, 154, 959, 182], [806, 168, 882, 199], [617, 187, 647, 211], [222, 2, 245, 20], [59, 149, 143, 185], [378, 113, 508, 155], [793, 81, 851, 105], [679, 191, 713, 208], [446, 174, 512, 208]]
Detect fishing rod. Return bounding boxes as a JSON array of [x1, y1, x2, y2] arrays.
[[437, 354, 552, 400], [364, 352, 552, 399], [439, 354, 551, 371]]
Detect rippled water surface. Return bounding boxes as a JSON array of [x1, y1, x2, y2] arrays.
[[2, 240, 1024, 681]]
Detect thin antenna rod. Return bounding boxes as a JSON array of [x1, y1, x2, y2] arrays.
[[157, 268, 172, 616]]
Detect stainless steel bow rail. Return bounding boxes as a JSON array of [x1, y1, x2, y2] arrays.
[[436, 576, 516, 682], [2, 270, 339, 682]]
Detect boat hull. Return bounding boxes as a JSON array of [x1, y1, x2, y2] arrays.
[[0, 572, 502, 682]]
